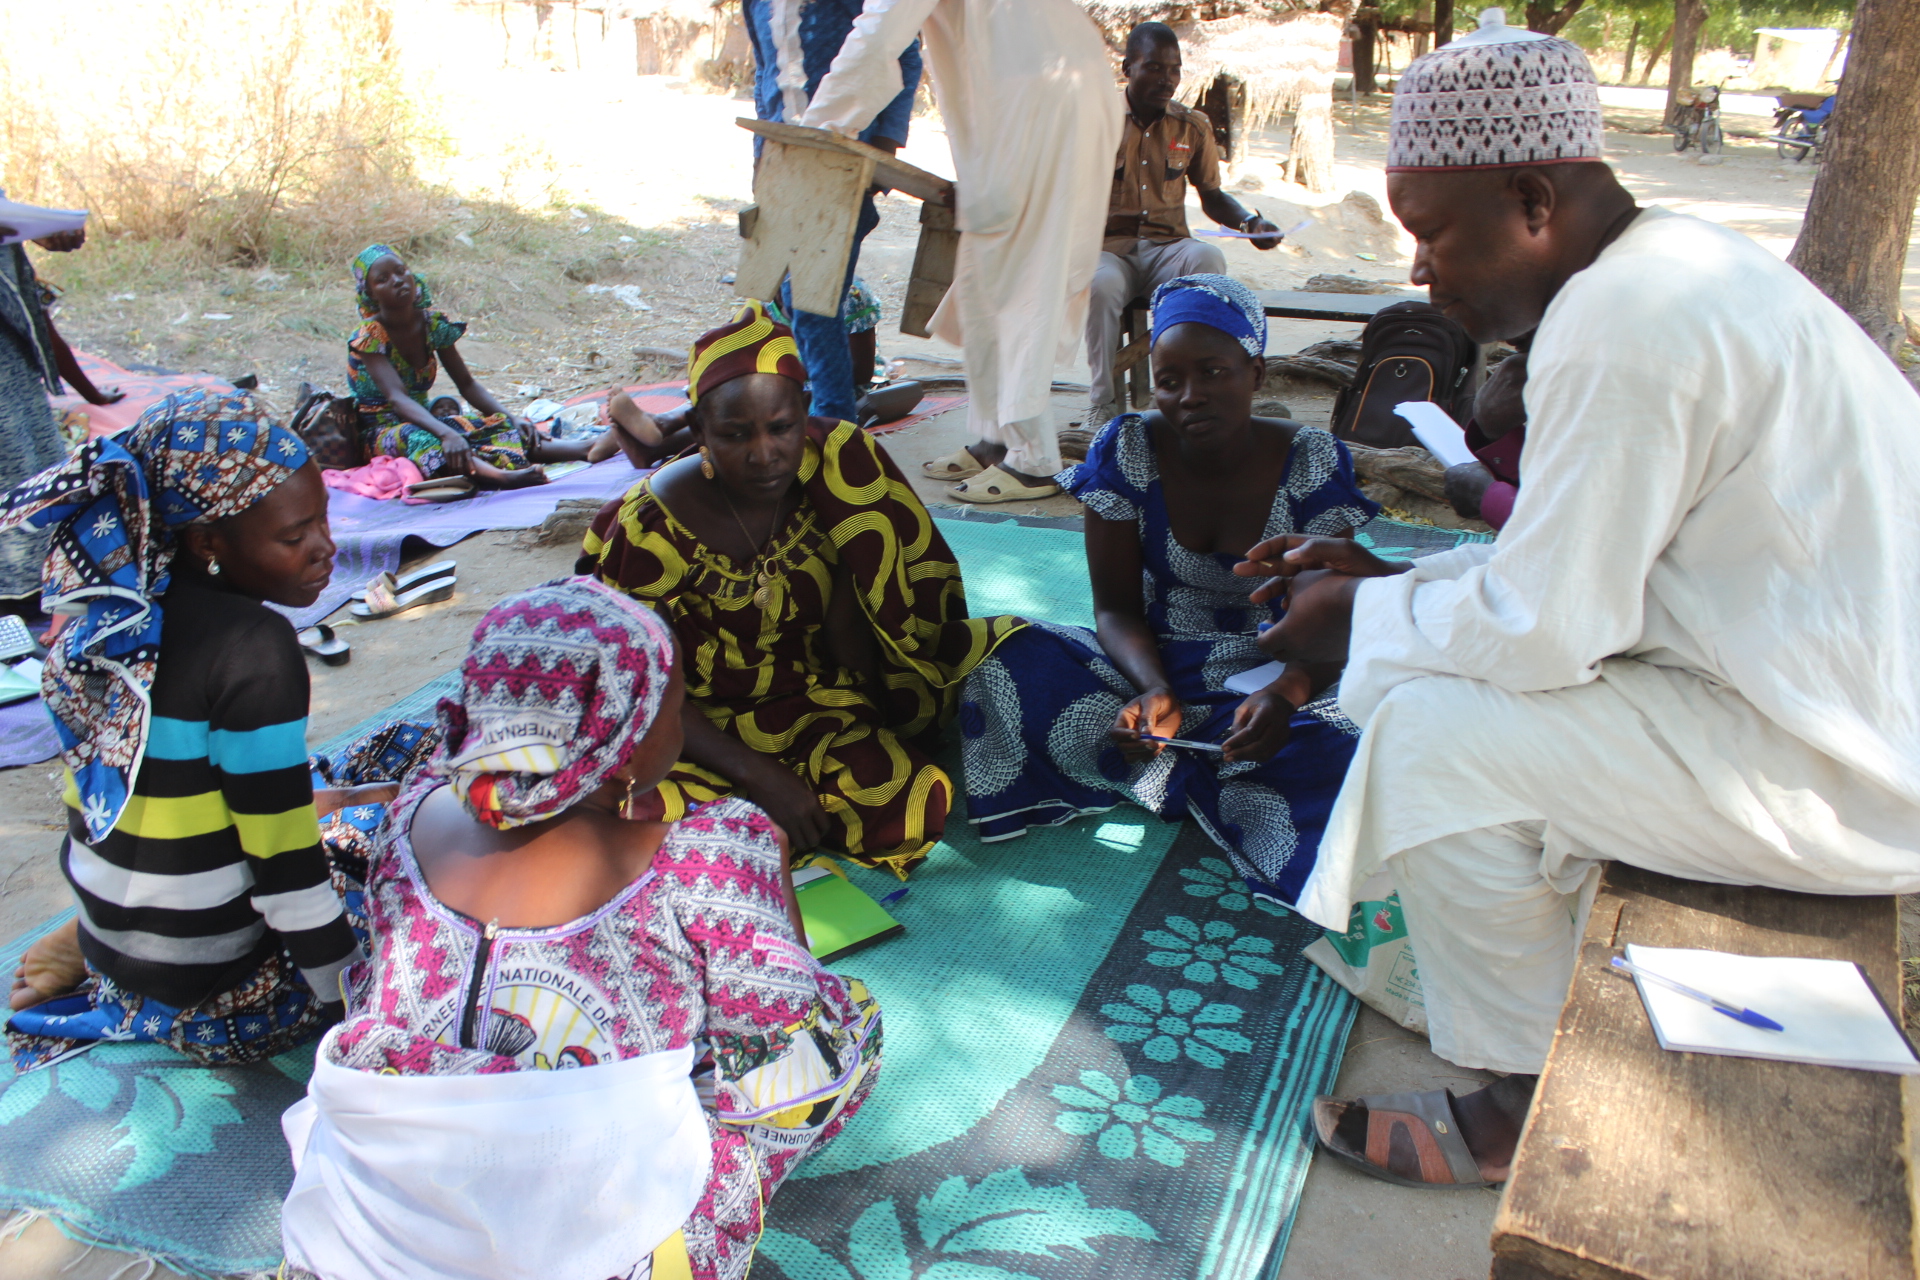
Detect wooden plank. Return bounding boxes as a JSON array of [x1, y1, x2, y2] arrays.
[[900, 202, 957, 339], [736, 117, 954, 207], [736, 139, 873, 316], [1253, 289, 1423, 324], [1492, 864, 1911, 1280], [1124, 303, 1150, 409]]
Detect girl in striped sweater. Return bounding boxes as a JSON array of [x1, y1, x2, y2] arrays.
[[2, 389, 362, 1068]]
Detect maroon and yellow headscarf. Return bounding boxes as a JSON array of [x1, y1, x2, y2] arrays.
[[686, 300, 807, 404]]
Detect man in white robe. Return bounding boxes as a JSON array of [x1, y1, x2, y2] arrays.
[[800, 0, 1121, 501], [1238, 16, 1920, 1189]]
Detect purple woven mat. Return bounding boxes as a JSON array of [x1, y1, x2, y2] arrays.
[[0, 697, 60, 769], [273, 458, 647, 629]]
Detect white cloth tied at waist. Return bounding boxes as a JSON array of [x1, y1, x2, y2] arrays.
[[281, 1032, 708, 1280]]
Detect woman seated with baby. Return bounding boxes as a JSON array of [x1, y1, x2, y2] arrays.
[[583, 302, 1022, 877], [346, 244, 601, 489], [960, 275, 1378, 903]]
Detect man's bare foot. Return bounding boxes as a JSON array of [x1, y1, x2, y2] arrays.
[[608, 391, 665, 447], [586, 429, 623, 463], [11, 919, 85, 1011], [1451, 1073, 1535, 1181], [1315, 1074, 1536, 1187], [962, 439, 1053, 487]]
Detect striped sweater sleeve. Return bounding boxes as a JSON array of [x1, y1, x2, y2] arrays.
[[210, 614, 361, 1003]]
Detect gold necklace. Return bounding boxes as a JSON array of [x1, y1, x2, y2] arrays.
[[716, 485, 789, 609]]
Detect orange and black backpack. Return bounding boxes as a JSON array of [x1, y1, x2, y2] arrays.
[[1330, 300, 1479, 448]]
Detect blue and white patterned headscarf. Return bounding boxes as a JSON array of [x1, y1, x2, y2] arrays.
[[0, 389, 311, 840], [1150, 274, 1267, 359]]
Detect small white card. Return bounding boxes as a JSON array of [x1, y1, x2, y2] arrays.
[[1392, 400, 1477, 468], [1224, 661, 1286, 695]]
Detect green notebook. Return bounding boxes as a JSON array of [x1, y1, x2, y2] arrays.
[[796, 867, 903, 963]]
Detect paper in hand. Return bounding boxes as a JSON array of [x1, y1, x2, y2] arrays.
[[1393, 400, 1477, 468], [0, 199, 88, 246], [1196, 219, 1313, 241]]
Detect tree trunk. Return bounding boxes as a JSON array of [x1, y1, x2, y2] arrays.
[[1524, 1, 1586, 36], [1286, 90, 1338, 193], [1662, 0, 1707, 129], [1414, 3, 1432, 57], [1433, 0, 1453, 47], [1638, 27, 1671, 85], [1352, 19, 1378, 94], [1788, 0, 1920, 352], [1622, 18, 1640, 82]]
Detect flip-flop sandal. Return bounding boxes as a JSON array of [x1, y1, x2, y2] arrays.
[[350, 575, 456, 620], [406, 476, 477, 502], [947, 465, 1061, 504], [1310, 1089, 1499, 1189], [922, 448, 984, 479], [350, 560, 457, 603], [296, 624, 352, 666]]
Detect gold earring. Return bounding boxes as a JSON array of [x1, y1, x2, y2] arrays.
[[207, 555, 221, 576], [622, 774, 639, 818], [699, 447, 715, 480]]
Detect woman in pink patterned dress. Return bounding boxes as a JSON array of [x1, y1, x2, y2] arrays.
[[280, 578, 882, 1280]]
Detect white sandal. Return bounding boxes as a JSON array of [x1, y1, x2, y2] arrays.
[[921, 448, 984, 480], [947, 465, 1061, 504], [350, 574, 457, 620]]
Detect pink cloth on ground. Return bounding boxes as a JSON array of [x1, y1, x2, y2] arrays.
[[322, 456, 426, 500]]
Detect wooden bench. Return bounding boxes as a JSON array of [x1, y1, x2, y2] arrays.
[[1493, 863, 1913, 1280], [1110, 289, 1424, 411]]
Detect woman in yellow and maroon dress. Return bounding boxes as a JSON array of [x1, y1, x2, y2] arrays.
[[583, 302, 1021, 877]]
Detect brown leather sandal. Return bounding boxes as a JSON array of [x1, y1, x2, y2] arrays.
[[1310, 1089, 1500, 1189]]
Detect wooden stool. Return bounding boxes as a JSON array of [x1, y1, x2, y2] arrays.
[[1113, 296, 1152, 411], [732, 119, 956, 337]]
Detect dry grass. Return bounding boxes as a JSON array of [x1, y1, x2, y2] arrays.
[[0, 0, 447, 269]]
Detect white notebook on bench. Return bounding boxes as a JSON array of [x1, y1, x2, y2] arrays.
[[1624, 943, 1920, 1075]]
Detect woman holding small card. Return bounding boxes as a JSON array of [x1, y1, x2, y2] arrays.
[[957, 275, 1376, 904]]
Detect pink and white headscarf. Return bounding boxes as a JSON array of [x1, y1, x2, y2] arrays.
[[432, 577, 676, 830]]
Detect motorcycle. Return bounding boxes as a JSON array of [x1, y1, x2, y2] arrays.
[[1671, 83, 1725, 155], [1770, 92, 1833, 162]]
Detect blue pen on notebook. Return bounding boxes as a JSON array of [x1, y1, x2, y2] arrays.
[[1610, 955, 1785, 1032], [1135, 732, 1225, 755]]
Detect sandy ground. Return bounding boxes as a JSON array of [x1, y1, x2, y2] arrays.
[[6, 74, 1920, 1280]]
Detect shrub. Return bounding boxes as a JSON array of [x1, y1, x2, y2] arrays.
[[0, 0, 447, 267]]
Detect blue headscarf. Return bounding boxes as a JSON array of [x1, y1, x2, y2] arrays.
[[1149, 274, 1267, 359], [0, 389, 312, 840]]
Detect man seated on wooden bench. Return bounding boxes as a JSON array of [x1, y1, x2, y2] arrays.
[[1085, 21, 1282, 425], [1234, 15, 1920, 1190]]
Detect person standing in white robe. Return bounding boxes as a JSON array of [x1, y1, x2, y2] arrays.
[[1234, 13, 1920, 1190], [800, 0, 1121, 502]]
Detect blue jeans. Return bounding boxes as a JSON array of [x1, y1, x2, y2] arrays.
[[780, 192, 879, 424]]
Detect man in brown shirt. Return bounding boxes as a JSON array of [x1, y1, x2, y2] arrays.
[[1088, 23, 1282, 421]]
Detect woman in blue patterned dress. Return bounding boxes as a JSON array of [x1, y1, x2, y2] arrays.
[[959, 275, 1377, 904]]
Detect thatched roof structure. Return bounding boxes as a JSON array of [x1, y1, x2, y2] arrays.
[[1080, 3, 1345, 137]]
